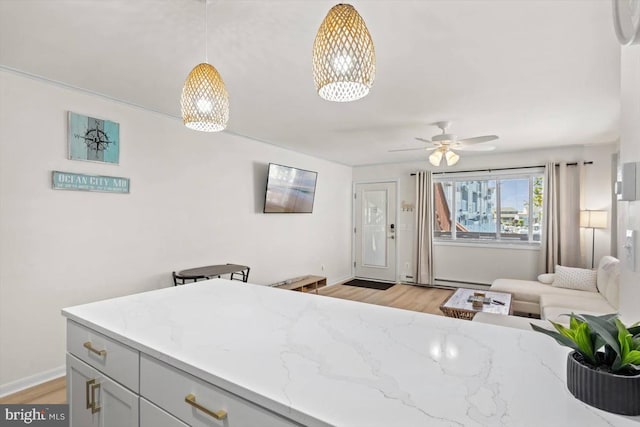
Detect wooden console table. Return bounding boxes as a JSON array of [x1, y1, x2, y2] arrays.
[[273, 275, 327, 294]]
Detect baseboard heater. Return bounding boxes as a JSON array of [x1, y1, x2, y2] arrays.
[[433, 278, 491, 290]]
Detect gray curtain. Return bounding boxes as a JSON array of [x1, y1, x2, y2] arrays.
[[541, 162, 583, 273], [541, 162, 557, 273], [415, 171, 433, 285]]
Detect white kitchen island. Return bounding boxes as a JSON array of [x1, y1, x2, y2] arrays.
[[62, 279, 640, 427]]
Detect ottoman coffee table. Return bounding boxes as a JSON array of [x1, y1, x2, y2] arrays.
[[440, 288, 512, 320]]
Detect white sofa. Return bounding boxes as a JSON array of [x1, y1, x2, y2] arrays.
[[473, 256, 619, 329]]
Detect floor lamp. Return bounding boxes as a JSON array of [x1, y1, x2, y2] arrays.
[[580, 210, 608, 268]]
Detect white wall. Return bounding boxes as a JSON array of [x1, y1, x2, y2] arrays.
[[432, 244, 539, 285], [582, 143, 618, 266], [354, 144, 616, 285], [617, 45, 640, 323], [0, 71, 353, 389]]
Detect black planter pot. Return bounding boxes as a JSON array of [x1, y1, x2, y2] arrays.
[[566, 351, 640, 416]]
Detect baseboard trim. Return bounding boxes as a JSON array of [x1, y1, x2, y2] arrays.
[[408, 282, 457, 290], [433, 278, 491, 290], [0, 365, 65, 398], [328, 275, 354, 286]]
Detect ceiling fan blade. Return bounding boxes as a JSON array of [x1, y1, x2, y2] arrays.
[[458, 135, 499, 145], [454, 144, 496, 152], [388, 147, 437, 152], [414, 137, 432, 143], [388, 147, 428, 152]]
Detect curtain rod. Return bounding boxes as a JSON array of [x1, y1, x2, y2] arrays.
[[410, 161, 593, 176]]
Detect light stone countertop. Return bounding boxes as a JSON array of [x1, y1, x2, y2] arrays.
[[62, 279, 640, 427]]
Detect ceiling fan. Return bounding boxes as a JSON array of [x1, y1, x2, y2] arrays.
[[389, 121, 498, 166]]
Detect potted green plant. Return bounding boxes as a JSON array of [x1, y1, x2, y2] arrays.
[[531, 313, 640, 416]]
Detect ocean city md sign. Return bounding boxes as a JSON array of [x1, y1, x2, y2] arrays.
[[52, 171, 130, 194]]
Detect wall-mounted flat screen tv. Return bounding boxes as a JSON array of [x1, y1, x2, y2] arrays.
[[264, 163, 318, 213]]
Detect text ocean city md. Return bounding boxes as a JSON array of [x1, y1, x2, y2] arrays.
[[52, 171, 130, 194]]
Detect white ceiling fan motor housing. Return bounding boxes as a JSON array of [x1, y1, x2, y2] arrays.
[[432, 133, 456, 143]]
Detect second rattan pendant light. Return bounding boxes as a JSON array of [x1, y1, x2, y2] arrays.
[[313, 4, 375, 102], [180, 1, 229, 132], [181, 63, 229, 132]]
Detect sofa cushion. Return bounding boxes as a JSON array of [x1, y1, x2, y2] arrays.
[[537, 273, 555, 284], [551, 265, 598, 292], [596, 256, 620, 309], [490, 279, 547, 303], [542, 303, 617, 324], [490, 278, 603, 305], [539, 293, 611, 311], [472, 312, 551, 330]]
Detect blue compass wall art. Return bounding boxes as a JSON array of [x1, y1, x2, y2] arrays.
[[68, 112, 120, 164]]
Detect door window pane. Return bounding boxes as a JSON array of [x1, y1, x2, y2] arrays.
[[362, 190, 387, 267]]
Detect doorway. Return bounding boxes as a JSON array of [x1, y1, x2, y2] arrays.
[[353, 181, 397, 282]]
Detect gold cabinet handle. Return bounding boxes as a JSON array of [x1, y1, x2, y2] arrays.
[[85, 379, 101, 414], [90, 381, 101, 414], [85, 379, 93, 409], [83, 341, 106, 357], [185, 394, 227, 420]]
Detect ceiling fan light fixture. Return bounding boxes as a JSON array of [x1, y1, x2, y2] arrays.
[[429, 149, 443, 167], [445, 150, 460, 166], [181, 63, 229, 132], [313, 4, 375, 102]]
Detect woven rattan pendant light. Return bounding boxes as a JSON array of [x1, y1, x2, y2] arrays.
[[313, 4, 375, 102], [180, 1, 229, 132]]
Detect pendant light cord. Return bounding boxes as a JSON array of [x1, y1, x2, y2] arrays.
[[204, 0, 208, 63]]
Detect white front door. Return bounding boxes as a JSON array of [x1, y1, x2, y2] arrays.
[[354, 182, 397, 282]]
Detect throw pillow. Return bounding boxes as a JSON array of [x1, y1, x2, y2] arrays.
[[552, 265, 598, 292], [537, 273, 555, 284]]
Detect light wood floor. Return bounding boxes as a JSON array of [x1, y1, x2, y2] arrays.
[[0, 377, 66, 404], [318, 282, 454, 316], [0, 283, 452, 405]]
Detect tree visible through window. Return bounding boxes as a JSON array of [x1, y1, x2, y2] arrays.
[[434, 172, 544, 243]]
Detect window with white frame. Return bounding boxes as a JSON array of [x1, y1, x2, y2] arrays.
[[433, 168, 544, 243]]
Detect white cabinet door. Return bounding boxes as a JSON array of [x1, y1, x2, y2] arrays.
[[140, 398, 188, 427], [67, 354, 139, 427]]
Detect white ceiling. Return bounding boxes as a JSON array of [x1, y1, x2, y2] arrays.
[[0, 0, 621, 166]]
